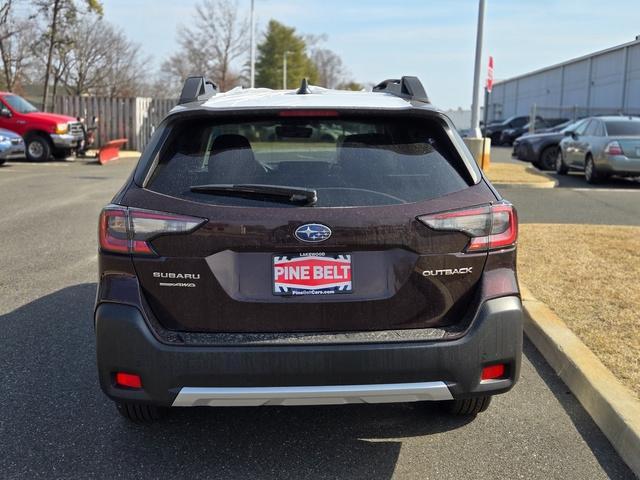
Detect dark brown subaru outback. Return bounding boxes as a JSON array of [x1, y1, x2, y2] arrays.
[[95, 76, 522, 422]]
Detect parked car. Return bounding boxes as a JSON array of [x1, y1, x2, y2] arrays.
[[500, 118, 568, 146], [557, 116, 640, 183], [483, 115, 542, 145], [534, 118, 574, 134], [95, 76, 522, 423], [0, 128, 25, 165], [512, 119, 587, 170], [0, 92, 84, 162]]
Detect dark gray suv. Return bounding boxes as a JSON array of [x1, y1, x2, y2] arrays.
[[95, 76, 522, 423]]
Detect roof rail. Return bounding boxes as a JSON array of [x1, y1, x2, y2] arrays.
[[372, 76, 429, 103], [178, 76, 218, 105]]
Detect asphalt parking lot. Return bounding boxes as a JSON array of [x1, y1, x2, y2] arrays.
[[491, 147, 640, 225], [0, 158, 635, 479]]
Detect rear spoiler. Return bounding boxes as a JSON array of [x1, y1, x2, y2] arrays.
[[178, 76, 218, 105]]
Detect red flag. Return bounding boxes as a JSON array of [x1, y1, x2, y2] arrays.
[[486, 56, 494, 92]]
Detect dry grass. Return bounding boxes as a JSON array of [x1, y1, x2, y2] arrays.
[[518, 224, 640, 398], [486, 163, 553, 184]]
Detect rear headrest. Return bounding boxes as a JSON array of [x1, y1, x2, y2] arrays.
[[208, 134, 265, 184], [211, 134, 252, 152]]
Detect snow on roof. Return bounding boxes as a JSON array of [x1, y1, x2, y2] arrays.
[[171, 85, 434, 113]]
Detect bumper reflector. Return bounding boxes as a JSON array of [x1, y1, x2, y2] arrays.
[[115, 372, 142, 389], [481, 364, 506, 381]]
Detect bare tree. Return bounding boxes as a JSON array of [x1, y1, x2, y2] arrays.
[[0, 0, 36, 91], [311, 48, 344, 89], [0, 20, 36, 91], [34, 0, 103, 110], [59, 18, 146, 96], [59, 19, 109, 94], [162, 28, 211, 91], [163, 0, 249, 91], [102, 34, 149, 97], [305, 35, 349, 89]]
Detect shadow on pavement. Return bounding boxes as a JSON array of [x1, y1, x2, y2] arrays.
[[544, 171, 640, 189], [2, 156, 68, 164], [523, 339, 635, 478], [1, 284, 634, 478], [0, 284, 474, 479]]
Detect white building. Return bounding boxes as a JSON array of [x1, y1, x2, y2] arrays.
[[442, 108, 472, 130], [488, 37, 640, 122]]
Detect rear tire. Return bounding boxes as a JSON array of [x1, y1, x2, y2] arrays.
[[115, 401, 165, 423], [584, 155, 603, 184], [555, 149, 568, 175], [25, 134, 51, 162], [444, 396, 492, 415]]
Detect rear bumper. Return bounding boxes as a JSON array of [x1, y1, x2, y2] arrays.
[[172, 382, 453, 406], [95, 296, 523, 407], [600, 155, 640, 175]]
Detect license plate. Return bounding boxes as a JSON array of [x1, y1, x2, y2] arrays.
[[273, 253, 352, 296]]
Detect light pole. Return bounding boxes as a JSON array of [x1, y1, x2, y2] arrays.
[[470, 0, 486, 138], [249, 0, 255, 88], [283, 51, 291, 89]]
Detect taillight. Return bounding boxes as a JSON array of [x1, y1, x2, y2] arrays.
[[417, 202, 518, 252], [99, 205, 205, 256], [604, 141, 624, 156]]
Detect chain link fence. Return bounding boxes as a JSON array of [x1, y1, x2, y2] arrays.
[[530, 105, 640, 122]]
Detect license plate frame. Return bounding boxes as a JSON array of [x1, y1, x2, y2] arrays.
[[272, 253, 353, 296]]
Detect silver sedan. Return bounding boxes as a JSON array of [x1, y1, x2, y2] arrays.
[[556, 116, 640, 184], [0, 128, 25, 165]]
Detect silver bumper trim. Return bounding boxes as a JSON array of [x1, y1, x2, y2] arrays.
[[50, 133, 82, 148], [172, 381, 453, 407]]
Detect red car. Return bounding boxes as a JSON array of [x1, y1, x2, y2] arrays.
[[0, 92, 84, 161]]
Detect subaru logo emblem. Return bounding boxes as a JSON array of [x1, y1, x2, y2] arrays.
[[294, 223, 332, 243]]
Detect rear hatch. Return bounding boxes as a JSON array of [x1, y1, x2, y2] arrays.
[[122, 111, 500, 333]]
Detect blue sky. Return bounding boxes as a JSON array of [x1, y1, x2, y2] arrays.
[[103, 0, 640, 108]]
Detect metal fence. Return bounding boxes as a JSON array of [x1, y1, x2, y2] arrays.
[[488, 103, 640, 127], [53, 96, 177, 151], [528, 105, 640, 121]]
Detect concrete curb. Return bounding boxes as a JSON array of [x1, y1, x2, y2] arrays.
[[521, 285, 640, 477], [492, 179, 557, 189], [488, 165, 558, 189]]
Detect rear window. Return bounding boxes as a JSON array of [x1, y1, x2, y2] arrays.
[[146, 115, 472, 207], [605, 120, 640, 136]]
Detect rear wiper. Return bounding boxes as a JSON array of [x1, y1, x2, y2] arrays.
[[190, 184, 317, 205]]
